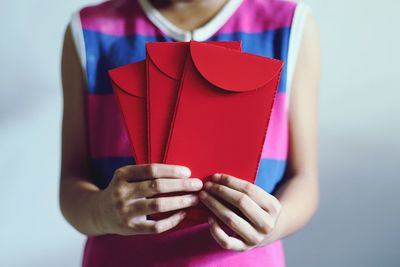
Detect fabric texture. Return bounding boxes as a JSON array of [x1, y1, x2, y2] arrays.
[[69, 0, 310, 266]]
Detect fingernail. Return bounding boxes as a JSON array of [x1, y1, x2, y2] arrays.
[[191, 179, 203, 189], [204, 182, 212, 189], [211, 174, 221, 181], [199, 191, 208, 199], [181, 167, 191, 177], [185, 195, 198, 205]]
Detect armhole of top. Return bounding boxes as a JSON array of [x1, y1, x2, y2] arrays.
[[286, 2, 311, 110], [70, 10, 88, 85]]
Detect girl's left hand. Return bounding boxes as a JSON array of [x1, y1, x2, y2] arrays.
[[199, 173, 282, 251]]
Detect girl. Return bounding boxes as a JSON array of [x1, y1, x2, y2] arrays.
[[60, 0, 320, 266]]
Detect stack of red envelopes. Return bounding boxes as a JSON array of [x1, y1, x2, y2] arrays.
[[108, 40, 283, 231]]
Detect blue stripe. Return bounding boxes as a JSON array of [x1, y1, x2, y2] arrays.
[[90, 157, 135, 189], [255, 158, 287, 193], [91, 157, 286, 192], [83, 27, 290, 95]]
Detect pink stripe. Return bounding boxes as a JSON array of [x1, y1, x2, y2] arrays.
[[83, 223, 285, 266], [80, 0, 296, 37], [88, 93, 288, 159], [80, 0, 161, 36], [217, 0, 297, 35], [262, 92, 288, 160], [88, 94, 132, 158]]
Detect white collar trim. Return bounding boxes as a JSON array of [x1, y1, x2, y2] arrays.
[[138, 0, 243, 41]]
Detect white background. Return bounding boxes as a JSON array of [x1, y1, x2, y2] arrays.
[[0, 0, 399, 266]]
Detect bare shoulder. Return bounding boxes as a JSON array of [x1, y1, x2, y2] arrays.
[[60, 22, 90, 179], [294, 12, 321, 85], [61, 23, 85, 97], [286, 10, 321, 177], [290, 11, 321, 104], [304, 13, 320, 42]]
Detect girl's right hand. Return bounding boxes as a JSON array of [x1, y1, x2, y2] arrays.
[[96, 164, 203, 236]]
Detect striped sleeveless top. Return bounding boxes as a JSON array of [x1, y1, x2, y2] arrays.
[[70, 0, 310, 266]]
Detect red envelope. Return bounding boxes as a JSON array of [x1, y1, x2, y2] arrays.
[[146, 41, 242, 163], [163, 41, 284, 229], [107, 41, 241, 165], [108, 60, 147, 164]]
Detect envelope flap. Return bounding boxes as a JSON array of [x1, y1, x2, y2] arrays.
[[108, 61, 146, 97], [146, 42, 187, 80], [190, 41, 283, 92]]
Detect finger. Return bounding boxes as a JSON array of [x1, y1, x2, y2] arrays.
[[208, 217, 249, 251], [211, 173, 281, 216], [134, 211, 186, 234], [127, 178, 203, 198], [132, 194, 199, 216], [200, 191, 263, 246], [204, 182, 273, 234], [114, 164, 191, 182]]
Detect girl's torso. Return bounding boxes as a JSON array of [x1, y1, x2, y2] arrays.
[[70, 0, 309, 266]]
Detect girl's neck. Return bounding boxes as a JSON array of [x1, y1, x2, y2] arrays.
[[149, 0, 229, 31]]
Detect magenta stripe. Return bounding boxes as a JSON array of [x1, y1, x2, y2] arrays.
[[80, 0, 160, 36], [262, 92, 288, 160], [89, 92, 288, 160], [88, 92, 288, 159], [83, 223, 285, 266], [217, 0, 296, 35], [88, 94, 131, 158], [80, 0, 296, 37]]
